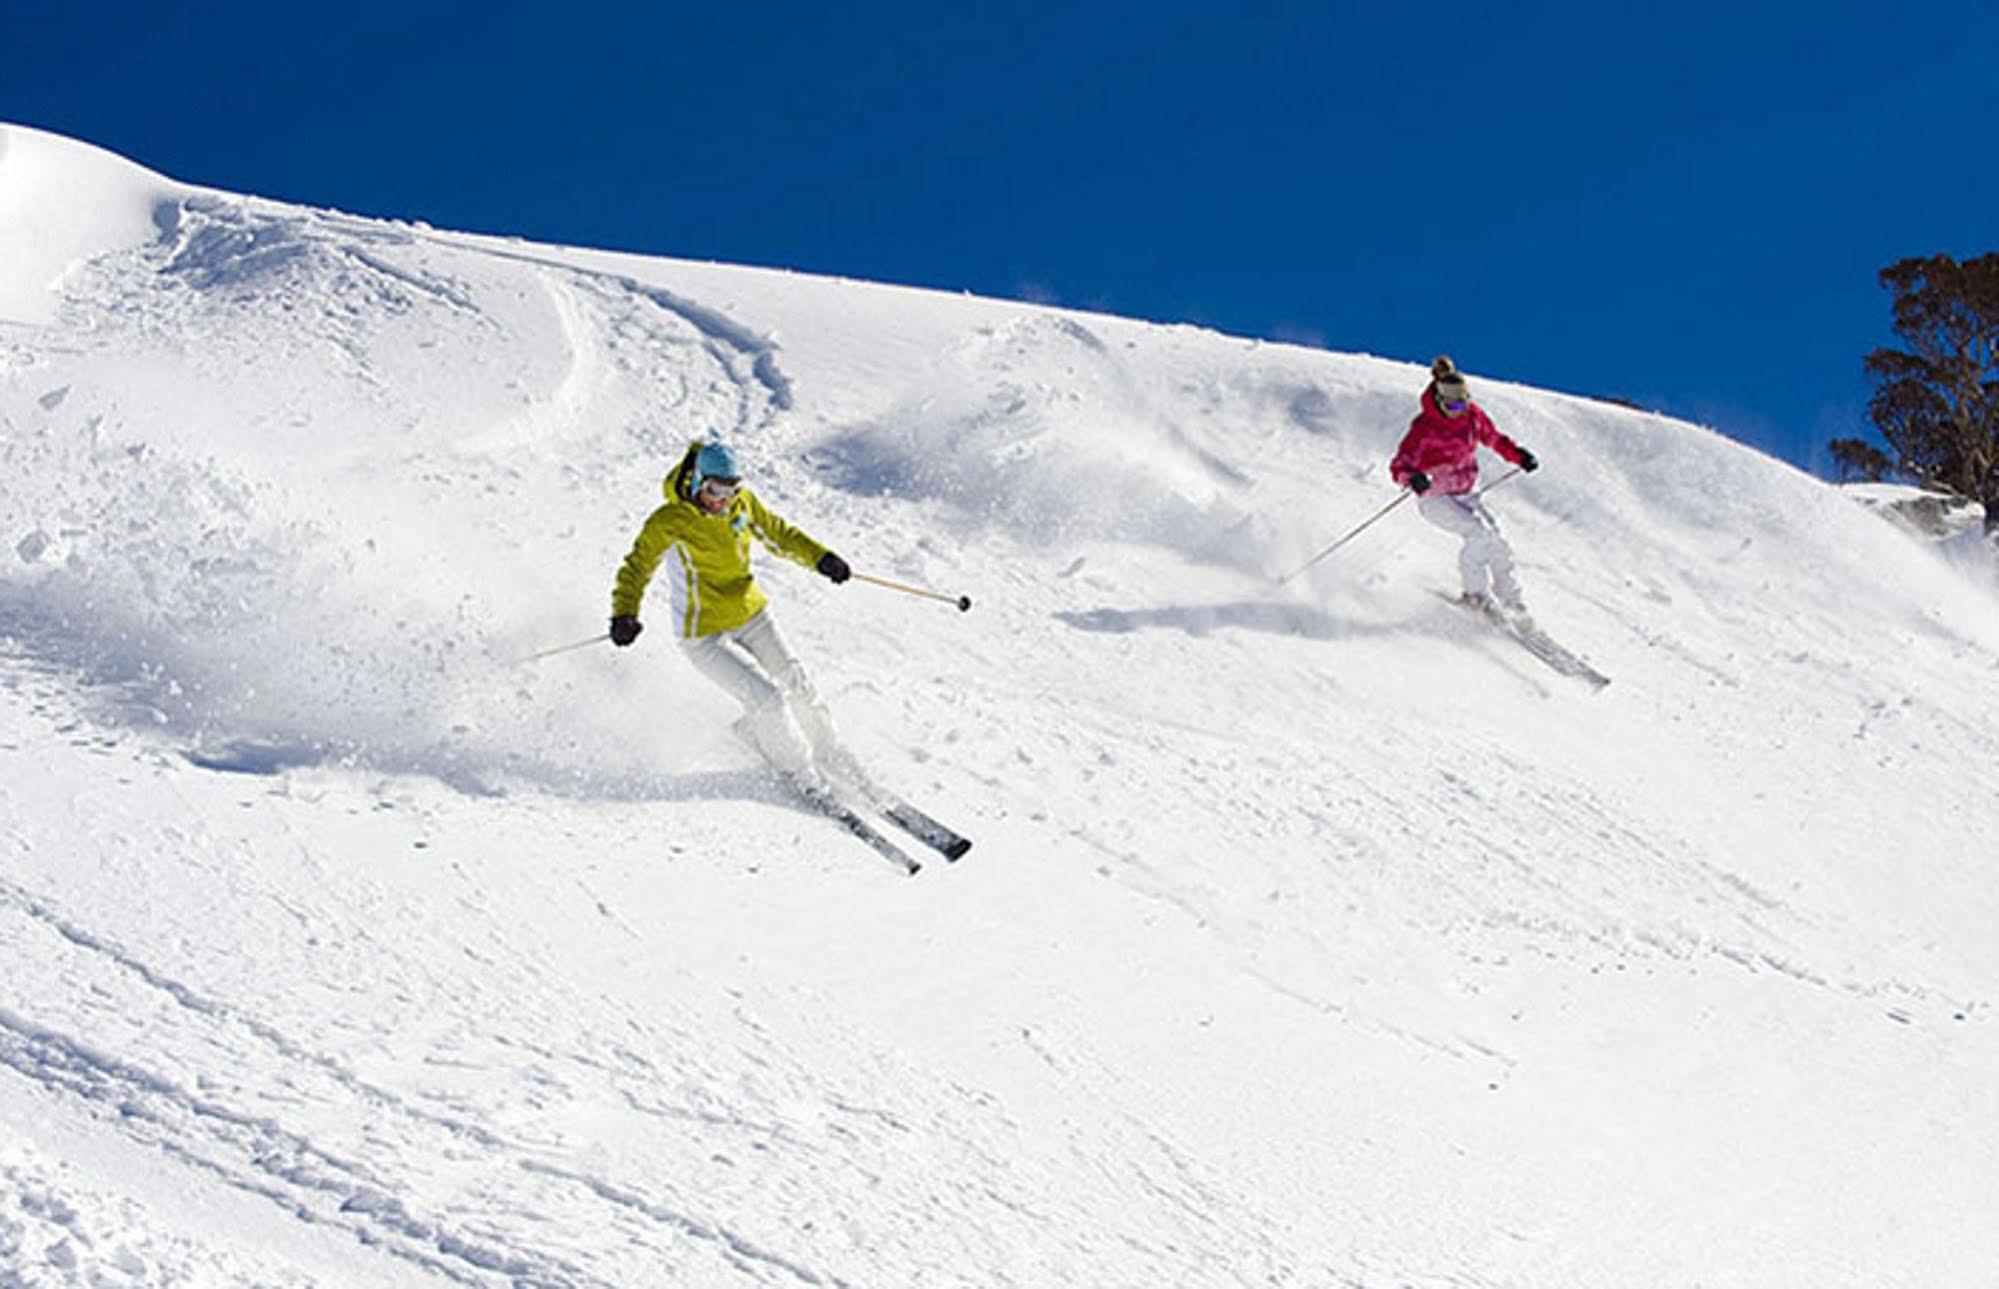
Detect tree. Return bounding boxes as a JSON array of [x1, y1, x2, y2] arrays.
[[1828, 437, 1892, 483], [1861, 252, 1999, 531]]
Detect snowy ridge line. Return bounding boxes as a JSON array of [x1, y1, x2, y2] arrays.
[[0, 1006, 590, 1288], [517, 1159, 840, 1288]]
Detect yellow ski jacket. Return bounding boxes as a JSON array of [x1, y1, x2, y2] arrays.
[[611, 448, 830, 639]]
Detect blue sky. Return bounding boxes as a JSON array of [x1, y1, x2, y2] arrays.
[[6, 1, 1995, 473]]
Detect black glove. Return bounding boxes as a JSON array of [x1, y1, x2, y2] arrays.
[[816, 551, 851, 584], [609, 614, 643, 647], [1518, 450, 1539, 472], [1406, 470, 1431, 495]]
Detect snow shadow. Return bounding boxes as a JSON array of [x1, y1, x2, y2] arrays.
[[802, 316, 1427, 585], [180, 736, 785, 808], [184, 741, 325, 776], [1277, 383, 1406, 440], [810, 403, 1259, 573], [0, 578, 779, 807], [803, 311, 1258, 554], [1056, 600, 1387, 641]]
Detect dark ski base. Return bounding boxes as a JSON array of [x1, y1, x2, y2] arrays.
[[1437, 592, 1611, 690], [825, 760, 974, 861], [881, 799, 973, 861], [1507, 619, 1611, 689], [788, 780, 922, 875]]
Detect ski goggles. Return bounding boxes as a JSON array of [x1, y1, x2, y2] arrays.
[[697, 477, 741, 502], [1439, 397, 1469, 413]]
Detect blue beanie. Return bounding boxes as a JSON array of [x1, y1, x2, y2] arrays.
[[693, 441, 740, 486]]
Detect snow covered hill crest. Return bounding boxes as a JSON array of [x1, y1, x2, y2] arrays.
[[4, 123, 1998, 1287]]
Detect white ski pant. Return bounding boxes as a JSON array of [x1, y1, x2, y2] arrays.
[[1418, 492, 1524, 609], [679, 609, 850, 781]]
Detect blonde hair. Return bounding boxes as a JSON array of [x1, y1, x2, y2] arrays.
[[1430, 354, 1470, 400]]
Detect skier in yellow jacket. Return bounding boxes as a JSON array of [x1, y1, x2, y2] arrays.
[[610, 440, 858, 786]]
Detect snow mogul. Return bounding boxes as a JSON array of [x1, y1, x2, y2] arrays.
[[608, 439, 860, 789], [1389, 355, 1541, 615]]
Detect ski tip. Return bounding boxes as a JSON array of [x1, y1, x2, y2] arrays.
[[944, 840, 972, 861], [907, 861, 923, 876]]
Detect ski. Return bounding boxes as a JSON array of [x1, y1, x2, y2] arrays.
[[786, 779, 922, 875], [750, 733, 971, 865], [1437, 592, 1611, 690], [1504, 616, 1611, 689], [880, 799, 973, 861], [819, 756, 974, 861]]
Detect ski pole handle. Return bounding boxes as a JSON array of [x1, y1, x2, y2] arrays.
[[853, 572, 972, 612], [515, 632, 611, 664]]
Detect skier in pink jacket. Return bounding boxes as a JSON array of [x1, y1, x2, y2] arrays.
[[1389, 356, 1540, 614]]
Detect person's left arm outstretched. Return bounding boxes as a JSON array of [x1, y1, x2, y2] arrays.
[[1473, 407, 1537, 472], [744, 492, 850, 582]]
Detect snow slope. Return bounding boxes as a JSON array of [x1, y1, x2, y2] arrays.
[[4, 122, 1997, 1287]]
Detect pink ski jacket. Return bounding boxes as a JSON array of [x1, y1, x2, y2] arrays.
[[1390, 387, 1528, 496]]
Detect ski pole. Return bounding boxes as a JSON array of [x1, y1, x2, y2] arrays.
[[853, 572, 973, 612], [515, 632, 611, 664], [1474, 466, 1525, 498], [1276, 490, 1412, 586]]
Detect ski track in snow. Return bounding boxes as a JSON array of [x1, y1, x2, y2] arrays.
[[432, 230, 796, 432], [0, 675, 1304, 1286], [0, 1006, 579, 1288], [0, 877, 828, 1287]]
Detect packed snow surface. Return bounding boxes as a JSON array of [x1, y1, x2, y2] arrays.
[[3, 122, 1997, 1287]]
